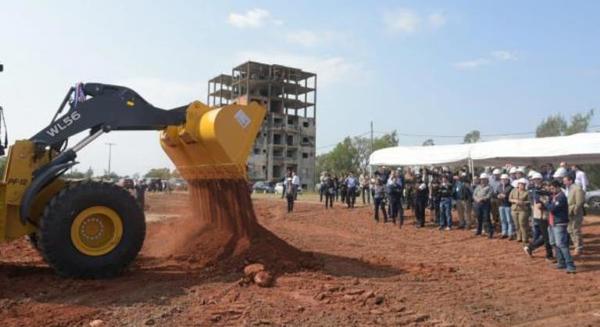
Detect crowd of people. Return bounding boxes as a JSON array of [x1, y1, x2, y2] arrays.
[[317, 162, 589, 274]]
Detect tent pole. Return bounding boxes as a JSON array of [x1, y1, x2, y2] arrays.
[[470, 158, 475, 181]]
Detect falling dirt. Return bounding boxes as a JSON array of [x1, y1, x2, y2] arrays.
[[144, 180, 314, 275], [1, 192, 600, 326]]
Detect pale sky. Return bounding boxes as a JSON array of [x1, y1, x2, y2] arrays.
[[1, 1, 599, 176]]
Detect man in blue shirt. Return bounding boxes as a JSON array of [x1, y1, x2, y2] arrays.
[[345, 172, 358, 208]]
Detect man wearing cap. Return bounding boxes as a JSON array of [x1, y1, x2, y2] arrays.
[[563, 175, 585, 256], [510, 178, 531, 243], [524, 173, 554, 260], [498, 174, 515, 239], [453, 173, 473, 229], [473, 173, 494, 238]]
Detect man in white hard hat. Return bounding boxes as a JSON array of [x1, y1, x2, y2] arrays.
[[497, 174, 515, 239], [473, 173, 494, 238], [523, 173, 554, 260], [490, 168, 503, 229], [509, 167, 518, 187], [512, 167, 528, 188], [553, 167, 568, 181], [509, 178, 531, 243]]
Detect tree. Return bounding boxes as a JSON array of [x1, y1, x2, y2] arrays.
[[463, 130, 481, 143], [84, 167, 94, 179], [171, 169, 181, 178], [565, 109, 594, 135], [536, 114, 567, 137], [316, 131, 399, 176], [536, 110, 594, 137], [64, 169, 86, 179], [422, 139, 435, 146], [144, 168, 172, 179], [102, 170, 120, 181], [536, 109, 599, 187], [353, 131, 399, 171]]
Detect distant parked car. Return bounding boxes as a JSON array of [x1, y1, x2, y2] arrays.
[[253, 181, 275, 193], [274, 182, 302, 195], [586, 189, 600, 215]]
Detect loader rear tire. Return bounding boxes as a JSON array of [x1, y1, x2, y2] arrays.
[[38, 181, 145, 278]]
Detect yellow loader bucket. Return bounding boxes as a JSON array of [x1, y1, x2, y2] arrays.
[[160, 101, 266, 181]]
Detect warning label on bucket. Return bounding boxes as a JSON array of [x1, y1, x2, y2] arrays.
[[235, 110, 251, 128]]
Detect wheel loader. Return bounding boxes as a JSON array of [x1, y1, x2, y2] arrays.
[[0, 78, 265, 278]]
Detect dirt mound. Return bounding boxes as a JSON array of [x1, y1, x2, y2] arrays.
[[143, 179, 316, 275]]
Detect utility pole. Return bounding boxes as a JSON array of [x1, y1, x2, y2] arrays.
[[105, 142, 116, 177]]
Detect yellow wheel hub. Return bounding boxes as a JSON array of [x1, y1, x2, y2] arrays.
[[70, 206, 123, 256]]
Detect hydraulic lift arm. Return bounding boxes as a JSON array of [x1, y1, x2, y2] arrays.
[[20, 83, 188, 223]]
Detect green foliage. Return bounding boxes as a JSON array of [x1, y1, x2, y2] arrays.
[[536, 110, 594, 137], [64, 169, 86, 179], [316, 131, 399, 176], [102, 170, 120, 180], [144, 168, 172, 179], [536, 114, 567, 137], [422, 139, 435, 146], [85, 167, 94, 178], [536, 109, 599, 188], [565, 109, 594, 135], [463, 130, 481, 143]]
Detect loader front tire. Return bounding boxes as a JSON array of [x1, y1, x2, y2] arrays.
[[39, 181, 145, 278]]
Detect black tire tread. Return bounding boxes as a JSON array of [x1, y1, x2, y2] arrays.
[[38, 181, 145, 278]]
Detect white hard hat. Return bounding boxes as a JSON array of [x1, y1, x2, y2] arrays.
[[517, 178, 528, 185], [531, 172, 543, 180], [509, 167, 517, 174], [553, 167, 567, 178], [516, 167, 525, 174], [527, 170, 536, 177], [418, 183, 427, 190], [492, 168, 502, 175], [480, 173, 489, 179], [500, 174, 510, 180]]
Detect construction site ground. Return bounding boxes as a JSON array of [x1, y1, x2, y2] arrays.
[[1, 191, 600, 327]]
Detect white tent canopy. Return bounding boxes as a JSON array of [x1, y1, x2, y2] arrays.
[[369, 133, 600, 167], [369, 143, 471, 167]]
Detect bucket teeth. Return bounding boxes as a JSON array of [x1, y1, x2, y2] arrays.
[[160, 101, 265, 181]]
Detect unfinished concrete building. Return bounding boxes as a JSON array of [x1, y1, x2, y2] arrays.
[[207, 61, 317, 190]]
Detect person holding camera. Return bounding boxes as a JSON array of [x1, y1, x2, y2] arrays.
[[523, 173, 554, 261]]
